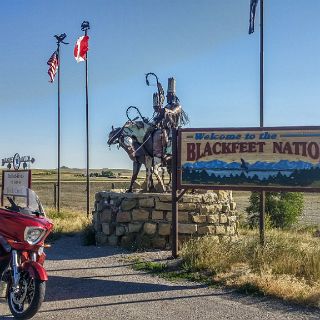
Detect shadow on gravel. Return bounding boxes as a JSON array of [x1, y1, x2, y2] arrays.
[[47, 264, 136, 272], [39, 292, 230, 315], [45, 275, 208, 302], [44, 275, 320, 319], [46, 274, 320, 317], [40, 289, 320, 320], [46, 234, 131, 261], [46, 244, 126, 261]]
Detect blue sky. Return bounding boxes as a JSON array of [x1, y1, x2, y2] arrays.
[[1, 0, 320, 169]]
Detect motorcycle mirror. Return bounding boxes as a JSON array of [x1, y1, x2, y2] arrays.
[[7, 197, 15, 206]]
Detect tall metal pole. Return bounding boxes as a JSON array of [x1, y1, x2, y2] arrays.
[[81, 21, 90, 217], [171, 127, 178, 258], [57, 42, 61, 213], [259, 0, 266, 246], [260, 0, 264, 128], [54, 33, 68, 214], [86, 33, 90, 218]]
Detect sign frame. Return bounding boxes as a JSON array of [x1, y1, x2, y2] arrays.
[[177, 126, 320, 192], [1, 170, 32, 206]]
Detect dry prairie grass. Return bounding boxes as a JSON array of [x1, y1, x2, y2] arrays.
[[45, 207, 91, 240], [230, 273, 320, 307], [181, 230, 320, 307]]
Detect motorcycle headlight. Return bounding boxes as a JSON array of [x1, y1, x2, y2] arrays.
[[24, 227, 46, 245]]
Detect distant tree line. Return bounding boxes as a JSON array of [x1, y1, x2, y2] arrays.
[[90, 170, 118, 178], [75, 170, 122, 178]]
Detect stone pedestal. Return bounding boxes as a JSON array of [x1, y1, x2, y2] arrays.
[[93, 190, 238, 249]]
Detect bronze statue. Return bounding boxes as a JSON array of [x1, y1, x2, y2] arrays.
[[107, 74, 188, 192]]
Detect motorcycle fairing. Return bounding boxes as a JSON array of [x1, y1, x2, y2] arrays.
[[21, 261, 48, 281], [0, 208, 53, 244]]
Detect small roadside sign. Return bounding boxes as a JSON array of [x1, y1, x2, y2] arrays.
[[1, 170, 32, 205]]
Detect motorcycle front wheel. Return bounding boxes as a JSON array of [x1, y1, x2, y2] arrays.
[[8, 271, 46, 319]]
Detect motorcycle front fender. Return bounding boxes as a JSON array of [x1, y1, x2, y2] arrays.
[[21, 261, 48, 281]]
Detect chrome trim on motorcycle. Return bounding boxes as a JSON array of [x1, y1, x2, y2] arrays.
[[11, 250, 20, 289], [31, 252, 37, 262], [38, 246, 44, 256]]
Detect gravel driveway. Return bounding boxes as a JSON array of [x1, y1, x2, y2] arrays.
[[1, 235, 319, 320]]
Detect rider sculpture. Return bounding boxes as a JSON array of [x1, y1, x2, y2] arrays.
[[147, 77, 188, 162], [107, 75, 188, 193]]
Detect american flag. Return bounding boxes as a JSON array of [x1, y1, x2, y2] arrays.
[[47, 51, 59, 82], [249, 0, 259, 34]]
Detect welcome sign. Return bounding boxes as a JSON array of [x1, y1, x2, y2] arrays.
[[178, 127, 320, 191]]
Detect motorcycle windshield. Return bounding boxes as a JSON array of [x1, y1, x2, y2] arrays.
[[4, 188, 45, 216]]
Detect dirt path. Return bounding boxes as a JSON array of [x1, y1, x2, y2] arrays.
[[1, 235, 319, 319]]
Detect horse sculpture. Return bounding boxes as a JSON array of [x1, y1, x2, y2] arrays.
[[107, 115, 171, 193], [107, 75, 188, 193]]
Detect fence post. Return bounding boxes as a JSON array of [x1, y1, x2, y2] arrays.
[[53, 183, 57, 209]]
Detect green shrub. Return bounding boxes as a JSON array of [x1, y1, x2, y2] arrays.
[[133, 260, 167, 273], [101, 170, 116, 178], [246, 192, 304, 229]]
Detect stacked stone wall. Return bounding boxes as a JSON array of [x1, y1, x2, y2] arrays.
[[93, 190, 238, 249]]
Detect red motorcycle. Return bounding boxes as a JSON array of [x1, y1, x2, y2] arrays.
[[0, 188, 53, 319]]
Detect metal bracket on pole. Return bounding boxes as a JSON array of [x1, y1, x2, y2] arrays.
[[176, 189, 188, 202]]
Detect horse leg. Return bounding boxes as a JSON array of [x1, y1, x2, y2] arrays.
[[127, 160, 142, 192], [161, 164, 165, 184], [145, 156, 154, 192], [166, 159, 172, 190], [168, 167, 172, 186], [153, 157, 166, 192], [167, 169, 172, 191]]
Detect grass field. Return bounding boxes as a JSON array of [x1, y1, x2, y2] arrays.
[[0, 168, 144, 211], [1, 168, 320, 224]]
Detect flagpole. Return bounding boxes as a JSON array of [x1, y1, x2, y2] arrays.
[[260, 0, 264, 128], [57, 41, 61, 214], [81, 21, 90, 217], [54, 34, 68, 214], [259, 0, 266, 246]]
